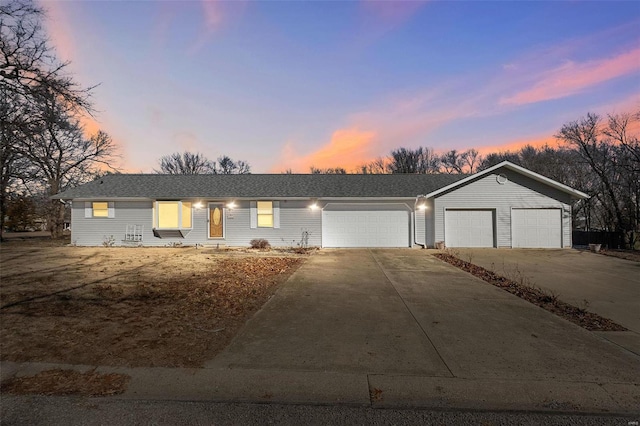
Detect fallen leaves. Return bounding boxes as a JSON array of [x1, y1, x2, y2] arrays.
[[433, 253, 627, 332], [0, 246, 307, 368], [2, 369, 130, 396]]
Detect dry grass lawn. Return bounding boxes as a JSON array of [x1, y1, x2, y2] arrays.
[[0, 240, 307, 368]]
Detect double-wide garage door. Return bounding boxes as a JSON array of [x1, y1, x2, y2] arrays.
[[322, 204, 410, 248]]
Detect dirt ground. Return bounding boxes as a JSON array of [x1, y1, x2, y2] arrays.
[[0, 240, 307, 368], [597, 248, 640, 262]]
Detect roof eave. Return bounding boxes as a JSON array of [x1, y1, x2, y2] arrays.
[[424, 161, 590, 200]]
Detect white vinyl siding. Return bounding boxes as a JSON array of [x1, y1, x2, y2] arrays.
[[414, 208, 426, 246], [230, 200, 315, 246], [75, 200, 153, 245], [512, 208, 562, 248]]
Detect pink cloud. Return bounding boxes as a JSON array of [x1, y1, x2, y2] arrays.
[[271, 128, 378, 172], [41, 1, 75, 62], [501, 47, 640, 105], [475, 135, 560, 157]]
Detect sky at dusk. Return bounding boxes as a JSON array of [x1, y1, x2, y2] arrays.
[[41, 0, 640, 173]]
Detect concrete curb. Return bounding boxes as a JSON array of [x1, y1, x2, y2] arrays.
[[2, 361, 638, 415]]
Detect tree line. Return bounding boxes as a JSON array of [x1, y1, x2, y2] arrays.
[[301, 112, 639, 248]]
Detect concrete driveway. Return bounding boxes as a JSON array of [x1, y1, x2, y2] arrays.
[[208, 249, 640, 386], [452, 248, 640, 354]]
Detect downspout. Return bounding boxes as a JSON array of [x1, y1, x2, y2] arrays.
[[413, 195, 425, 248]]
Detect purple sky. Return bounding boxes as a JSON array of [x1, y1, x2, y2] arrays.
[[42, 0, 640, 173]]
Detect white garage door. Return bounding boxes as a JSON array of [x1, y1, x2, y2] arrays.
[[322, 205, 410, 248], [445, 209, 494, 248], [512, 208, 562, 248]]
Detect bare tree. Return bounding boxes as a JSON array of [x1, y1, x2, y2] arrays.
[[0, 0, 93, 110], [215, 155, 250, 174], [310, 166, 346, 174], [17, 89, 118, 237], [461, 149, 481, 174], [439, 150, 464, 173], [156, 152, 251, 175], [357, 157, 388, 174], [556, 112, 639, 248], [603, 112, 640, 168], [1, 0, 110, 239], [388, 146, 440, 174], [156, 152, 215, 174], [478, 151, 520, 170]]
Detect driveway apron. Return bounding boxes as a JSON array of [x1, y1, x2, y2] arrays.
[[207, 250, 640, 384], [207, 250, 452, 376]]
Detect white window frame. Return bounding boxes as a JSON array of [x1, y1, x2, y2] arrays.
[[85, 201, 114, 218], [250, 201, 280, 229], [154, 201, 193, 229]]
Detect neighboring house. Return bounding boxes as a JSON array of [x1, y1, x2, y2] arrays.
[[52, 161, 589, 249]]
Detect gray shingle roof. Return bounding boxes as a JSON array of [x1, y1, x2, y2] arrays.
[[52, 173, 468, 200]]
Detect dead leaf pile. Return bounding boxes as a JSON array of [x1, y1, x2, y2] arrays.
[[2, 369, 129, 396]]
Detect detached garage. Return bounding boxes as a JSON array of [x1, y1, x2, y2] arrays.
[[322, 204, 410, 248]]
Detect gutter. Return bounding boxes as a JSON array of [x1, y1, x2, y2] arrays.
[[413, 195, 426, 248]]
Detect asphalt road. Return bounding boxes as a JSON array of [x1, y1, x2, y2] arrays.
[[2, 396, 638, 426]]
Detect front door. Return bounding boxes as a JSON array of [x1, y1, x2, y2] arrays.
[[209, 205, 224, 238]]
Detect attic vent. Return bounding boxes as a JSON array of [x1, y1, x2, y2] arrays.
[[497, 174, 508, 185]]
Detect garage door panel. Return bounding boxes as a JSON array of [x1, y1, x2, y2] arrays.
[[445, 210, 494, 248], [512, 209, 561, 248], [322, 207, 410, 248]]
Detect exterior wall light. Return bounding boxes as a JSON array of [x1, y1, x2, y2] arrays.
[[193, 202, 204, 209], [309, 198, 319, 210], [227, 201, 236, 209]]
